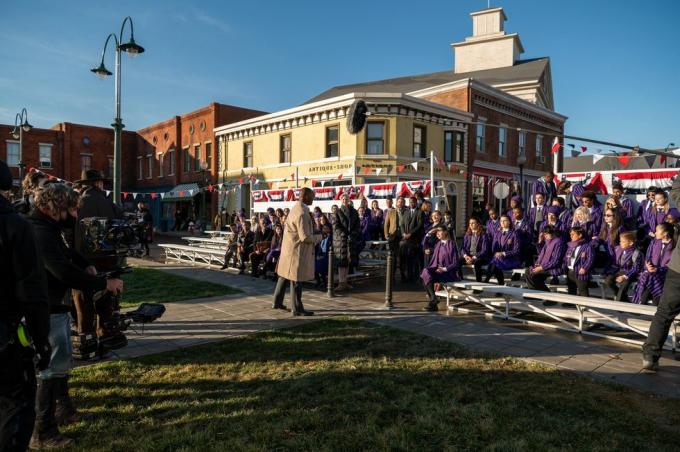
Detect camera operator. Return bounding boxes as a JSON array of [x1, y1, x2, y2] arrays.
[[136, 202, 153, 257], [0, 160, 51, 452], [73, 170, 124, 343], [28, 183, 124, 449]]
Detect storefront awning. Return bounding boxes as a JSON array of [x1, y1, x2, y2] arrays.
[[161, 183, 200, 202]]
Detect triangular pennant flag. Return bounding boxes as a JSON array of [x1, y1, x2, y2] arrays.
[[567, 144, 575, 149], [179, 191, 185, 197], [255, 179, 260, 185], [397, 164, 406, 173], [376, 168, 382, 176], [311, 180, 317, 187], [661, 155, 667, 165], [303, 177, 308, 183], [238, 177, 244, 184], [338, 173, 343, 180], [644, 155, 656, 168], [593, 155, 605, 164], [411, 162, 418, 171], [363, 166, 371, 175], [321, 181, 326, 187], [551, 137, 561, 154], [151, 193, 157, 200], [218, 183, 224, 189], [268, 182, 274, 189], [617, 155, 630, 168], [290, 173, 295, 181], [160, 192, 166, 199], [581, 146, 588, 153], [105, 190, 111, 197], [122, 192, 129, 199]]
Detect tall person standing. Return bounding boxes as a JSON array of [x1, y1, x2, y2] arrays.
[[272, 188, 321, 316], [642, 177, 680, 372]]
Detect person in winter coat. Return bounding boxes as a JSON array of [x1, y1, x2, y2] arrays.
[[332, 194, 360, 292]]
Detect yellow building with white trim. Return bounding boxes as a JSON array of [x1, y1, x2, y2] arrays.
[[215, 92, 473, 234]]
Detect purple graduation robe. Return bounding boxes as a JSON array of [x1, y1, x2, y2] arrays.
[[461, 231, 491, 263], [563, 239, 594, 281], [532, 236, 566, 277], [633, 239, 675, 303], [528, 204, 549, 233], [587, 204, 604, 234], [531, 178, 557, 204], [486, 218, 500, 237], [645, 206, 680, 234], [420, 240, 461, 284], [489, 229, 522, 270], [619, 197, 634, 222], [605, 245, 643, 280]]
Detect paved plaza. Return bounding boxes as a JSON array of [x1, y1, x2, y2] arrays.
[[96, 251, 680, 399]]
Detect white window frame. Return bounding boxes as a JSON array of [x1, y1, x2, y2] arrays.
[[39, 143, 53, 168], [535, 134, 543, 159], [137, 156, 143, 180], [518, 131, 526, 158], [5, 140, 20, 167], [81, 153, 93, 172], [476, 120, 486, 153], [498, 126, 507, 158], [158, 153, 164, 178], [146, 154, 153, 179], [168, 149, 175, 176]]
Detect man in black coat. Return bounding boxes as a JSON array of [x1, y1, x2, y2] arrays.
[[399, 196, 424, 282], [28, 183, 124, 448], [137, 202, 153, 257], [0, 160, 51, 452]]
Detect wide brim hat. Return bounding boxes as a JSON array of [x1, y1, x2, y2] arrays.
[[76, 169, 110, 184]]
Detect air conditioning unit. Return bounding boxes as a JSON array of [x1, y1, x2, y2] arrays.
[[40, 161, 52, 168], [538, 156, 546, 164]]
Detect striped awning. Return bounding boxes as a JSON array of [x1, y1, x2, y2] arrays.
[[161, 183, 200, 202]]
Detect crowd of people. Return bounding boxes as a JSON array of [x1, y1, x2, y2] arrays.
[[1, 163, 155, 450]]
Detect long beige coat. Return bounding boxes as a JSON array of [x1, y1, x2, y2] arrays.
[[276, 201, 318, 282]]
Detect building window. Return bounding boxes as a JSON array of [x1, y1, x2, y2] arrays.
[[243, 141, 253, 167], [137, 157, 143, 180], [413, 125, 426, 158], [81, 155, 92, 172], [444, 131, 465, 163], [183, 147, 191, 173], [168, 150, 176, 175], [519, 131, 526, 158], [107, 157, 114, 178], [205, 142, 212, 170], [280, 134, 291, 163], [39, 144, 52, 168], [158, 154, 164, 178], [535, 134, 543, 160], [6, 141, 19, 166], [326, 125, 339, 158], [366, 122, 384, 155], [498, 127, 506, 157], [475, 121, 485, 153], [147, 155, 153, 179], [194, 144, 201, 171]]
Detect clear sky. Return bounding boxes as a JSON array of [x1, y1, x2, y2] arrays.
[[1, 0, 678, 150]]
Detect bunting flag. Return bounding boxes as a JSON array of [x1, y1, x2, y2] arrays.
[[338, 173, 343, 180], [410, 162, 419, 171], [567, 144, 575, 149], [617, 154, 630, 168], [122, 192, 129, 199], [178, 191, 185, 197], [151, 193, 157, 200], [397, 164, 406, 173], [644, 155, 656, 168], [550, 137, 561, 154], [376, 168, 382, 176], [321, 181, 327, 187], [363, 166, 371, 175], [268, 182, 274, 189], [593, 155, 605, 164], [105, 190, 111, 197], [581, 146, 588, 153], [252, 190, 267, 202], [661, 155, 668, 165], [311, 180, 318, 187], [313, 187, 336, 200], [132, 193, 138, 199], [160, 192, 166, 199], [290, 173, 295, 181]]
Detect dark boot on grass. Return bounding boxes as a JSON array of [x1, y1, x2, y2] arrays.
[[54, 376, 80, 425], [30, 378, 74, 449]]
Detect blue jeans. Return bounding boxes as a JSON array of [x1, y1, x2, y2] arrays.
[[38, 313, 73, 380]]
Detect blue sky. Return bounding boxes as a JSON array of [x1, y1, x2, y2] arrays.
[[1, 0, 678, 150]]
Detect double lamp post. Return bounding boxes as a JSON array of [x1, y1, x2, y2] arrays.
[[90, 16, 144, 204], [9, 108, 33, 193]]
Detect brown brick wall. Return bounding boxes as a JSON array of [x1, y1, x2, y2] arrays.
[[0, 124, 63, 181]]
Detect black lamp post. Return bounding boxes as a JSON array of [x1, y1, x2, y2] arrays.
[[10, 108, 33, 194], [517, 151, 527, 202], [90, 16, 144, 205]]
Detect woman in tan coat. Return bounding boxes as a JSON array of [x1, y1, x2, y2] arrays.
[[273, 188, 320, 316]]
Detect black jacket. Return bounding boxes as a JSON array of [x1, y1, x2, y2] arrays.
[[0, 195, 50, 345], [30, 209, 107, 314], [75, 185, 123, 258], [399, 207, 424, 242]]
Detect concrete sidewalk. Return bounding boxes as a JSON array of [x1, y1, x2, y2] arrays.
[[103, 259, 680, 399]]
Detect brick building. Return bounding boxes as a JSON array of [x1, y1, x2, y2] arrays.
[[305, 6, 568, 214], [1, 102, 264, 229]]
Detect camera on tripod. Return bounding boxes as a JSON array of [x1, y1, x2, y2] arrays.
[[80, 214, 146, 258]]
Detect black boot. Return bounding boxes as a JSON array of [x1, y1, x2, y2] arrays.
[[30, 378, 74, 449], [54, 376, 79, 426]]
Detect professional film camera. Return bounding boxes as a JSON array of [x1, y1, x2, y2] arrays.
[[73, 215, 164, 360]]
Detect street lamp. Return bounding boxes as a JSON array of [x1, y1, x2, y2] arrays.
[[517, 151, 527, 202], [91, 16, 145, 205], [200, 160, 209, 225], [10, 108, 33, 193]]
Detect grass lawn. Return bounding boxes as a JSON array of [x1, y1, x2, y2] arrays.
[[120, 267, 240, 308], [66, 319, 680, 451]]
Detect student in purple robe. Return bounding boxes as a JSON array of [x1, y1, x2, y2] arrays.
[[571, 183, 585, 209], [551, 197, 572, 227], [506, 195, 523, 218], [637, 186, 658, 229], [525, 225, 566, 292], [262, 223, 284, 279], [531, 171, 557, 206], [461, 217, 491, 282], [563, 226, 594, 297], [593, 208, 624, 268], [537, 206, 564, 252], [611, 182, 634, 228], [484, 215, 521, 285], [422, 211, 445, 267], [369, 200, 384, 240], [511, 207, 533, 266], [421, 226, 460, 311], [603, 231, 643, 302], [644, 189, 680, 238], [486, 208, 500, 237], [569, 206, 595, 242], [314, 225, 333, 288], [633, 223, 675, 305], [528, 192, 549, 239], [580, 191, 603, 233]]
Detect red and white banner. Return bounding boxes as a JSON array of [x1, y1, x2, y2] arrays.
[[252, 190, 267, 202], [288, 188, 302, 201], [399, 180, 431, 197], [313, 187, 336, 200], [614, 170, 679, 191], [334, 185, 365, 200], [368, 183, 397, 199], [267, 190, 287, 202]]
